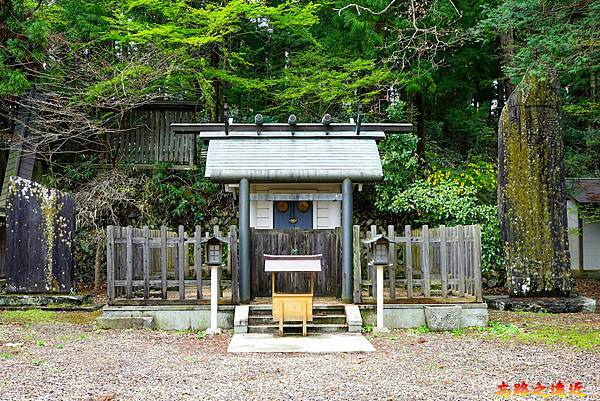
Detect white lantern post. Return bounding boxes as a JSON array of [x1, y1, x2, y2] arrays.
[[364, 236, 392, 334], [205, 236, 225, 335]]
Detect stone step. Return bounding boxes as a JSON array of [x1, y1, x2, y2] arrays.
[[247, 323, 348, 334], [248, 314, 346, 326]]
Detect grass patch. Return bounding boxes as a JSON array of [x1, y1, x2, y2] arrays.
[[0, 309, 101, 325], [469, 320, 600, 350]]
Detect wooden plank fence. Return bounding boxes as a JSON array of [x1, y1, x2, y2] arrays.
[[354, 224, 483, 303], [106, 224, 238, 305], [109, 103, 200, 167]]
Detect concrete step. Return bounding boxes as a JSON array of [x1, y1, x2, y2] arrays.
[[248, 323, 348, 334], [248, 314, 346, 326]]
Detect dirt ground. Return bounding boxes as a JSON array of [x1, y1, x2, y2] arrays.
[[1, 277, 598, 401]]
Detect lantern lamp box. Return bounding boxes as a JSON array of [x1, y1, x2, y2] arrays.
[[363, 235, 396, 265], [264, 254, 322, 336], [202, 235, 229, 266]]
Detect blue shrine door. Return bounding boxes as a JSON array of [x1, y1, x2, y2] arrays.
[[273, 201, 313, 229]]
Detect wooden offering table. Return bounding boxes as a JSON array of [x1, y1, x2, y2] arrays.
[[264, 254, 322, 336]]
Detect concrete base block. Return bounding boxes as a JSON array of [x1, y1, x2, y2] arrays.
[[424, 306, 461, 331], [372, 327, 390, 334], [206, 327, 222, 335], [96, 316, 153, 330], [344, 305, 362, 333], [360, 303, 488, 330], [102, 305, 235, 330]]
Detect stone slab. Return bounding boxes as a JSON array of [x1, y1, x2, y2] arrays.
[[424, 306, 461, 331], [234, 305, 249, 334], [484, 295, 597, 313], [227, 333, 375, 353], [0, 294, 92, 307], [344, 305, 362, 333], [96, 316, 153, 330]]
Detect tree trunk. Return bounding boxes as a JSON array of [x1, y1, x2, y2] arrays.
[[415, 92, 426, 163], [498, 73, 572, 296]]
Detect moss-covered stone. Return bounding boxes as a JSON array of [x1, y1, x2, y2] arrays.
[[498, 73, 572, 296]]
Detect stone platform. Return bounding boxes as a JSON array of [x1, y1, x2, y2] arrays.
[[485, 295, 596, 313], [227, 333, 375, 353]]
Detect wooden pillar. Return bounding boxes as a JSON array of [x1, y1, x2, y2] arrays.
[[239, 178, 251, 303], [341, 178, 353, 303]]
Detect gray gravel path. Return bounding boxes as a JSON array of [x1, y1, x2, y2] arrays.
[[1, 322, 598, 401]]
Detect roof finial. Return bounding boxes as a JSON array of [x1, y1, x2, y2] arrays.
[[355, 103, 363, 135], [255, 113, 263, 125], [224, 103, 229, 135], [288, 114, 297, 126], [321, 113, 331, 125]]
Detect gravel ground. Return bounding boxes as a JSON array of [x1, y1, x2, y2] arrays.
[[1, 313, 598, 401]]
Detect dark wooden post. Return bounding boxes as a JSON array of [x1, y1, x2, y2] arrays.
[[106, 226, 115, 303], [341, 178, 354, 303], [160, 226, 168, 299], [195, 225, 203, 300], [352, 225, 361, 303], [405, 225, 413, 298], [239, 178, 250, 303], [126, 226, 133, 299], [388, 225, 396, 300], [178, 225, 185, 300]]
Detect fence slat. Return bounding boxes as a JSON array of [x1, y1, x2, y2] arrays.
[[178, 225, 185, 300], [440, 225, 448, 298], [353, 225, 362, 303], [421, 225, 431, 297], [458, 225, 466, 296], [387, 225, 396, 300], [473, 225, 483, 301], [126, 226, 133, 299], [160, 226, 168, 299], [106, 226, 115, 303], [369, 225, 377, 297], [143, 226, 150, 299], [195, 225, 203, 300], [405, 225, 413, 298]]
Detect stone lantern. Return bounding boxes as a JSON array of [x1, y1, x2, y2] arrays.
[[363, 234, 395, 333]]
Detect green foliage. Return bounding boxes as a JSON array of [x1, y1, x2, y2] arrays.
[[139, 163, 223, 228]]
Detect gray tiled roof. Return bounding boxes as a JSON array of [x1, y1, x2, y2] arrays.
[[205, 137, 383, 182]]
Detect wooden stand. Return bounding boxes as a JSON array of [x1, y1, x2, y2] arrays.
[[272, 272, 314, 336], [264, 254, 322, 337]]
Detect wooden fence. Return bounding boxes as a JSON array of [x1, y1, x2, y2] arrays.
[[250, 228, 341, 297], [353, 224, 483, 303], [106, 225, 238, 305], [109, 102, 200, 168]]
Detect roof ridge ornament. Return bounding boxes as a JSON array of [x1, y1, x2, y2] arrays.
[[224, 103, 229, 136], [355, 103, 363, 136]]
